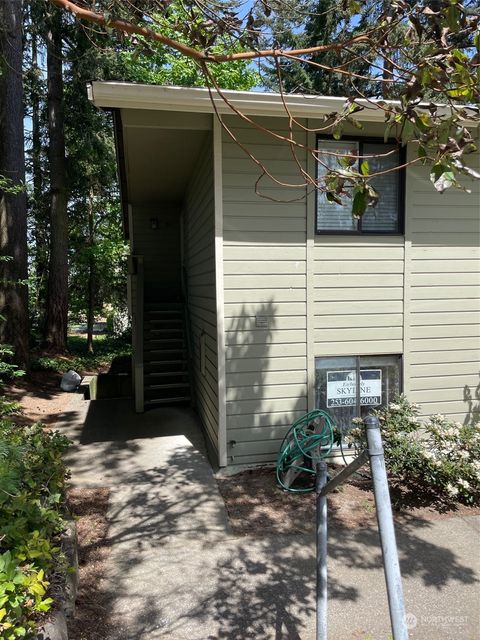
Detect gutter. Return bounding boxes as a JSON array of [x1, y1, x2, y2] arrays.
[[87, 82, 479, 128], [86, 82, 400, 122]]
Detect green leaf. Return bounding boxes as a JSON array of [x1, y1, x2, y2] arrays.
[[430, 163, 456, 193], [474, 30, 480, 53], [401, 119, 415, 145], [360, 160, 369, 176], [332, 128, 342, 141], [326, 192, 342, 205], [352, 189, 368, 217], [347, 101, 363, 115], [446, 5, 458, 31], [338, 155, 355, 168]]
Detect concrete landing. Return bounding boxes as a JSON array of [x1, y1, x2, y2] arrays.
[[58, 394, 480, 640]]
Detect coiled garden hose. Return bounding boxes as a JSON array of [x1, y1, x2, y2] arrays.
[[276, 410, 336, 493]]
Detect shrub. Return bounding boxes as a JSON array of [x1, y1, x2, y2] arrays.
[[346, 395, 480, 505], [0, 409, 70, 638]]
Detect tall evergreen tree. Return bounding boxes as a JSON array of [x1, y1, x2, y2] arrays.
[[0, 0, 29, 368], [264, 0, 375, 96], [24, 2, 49, 328], [44, 4, 68, 352]]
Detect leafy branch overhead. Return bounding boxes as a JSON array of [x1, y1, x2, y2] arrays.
[[51, 0, 480, 214]]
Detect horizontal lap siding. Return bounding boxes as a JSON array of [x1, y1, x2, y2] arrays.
[[220, 117, 479, 466], [407, 154, 480, 423], [314, 238, 405, 356], [222, 117, 308, 465], [183, 137, 219, 456]]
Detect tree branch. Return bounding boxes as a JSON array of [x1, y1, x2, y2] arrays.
[[50, 0, 375, 63]]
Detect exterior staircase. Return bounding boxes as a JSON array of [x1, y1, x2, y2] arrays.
[[143, 303, 191, 407]]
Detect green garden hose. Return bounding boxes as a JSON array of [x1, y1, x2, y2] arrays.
[[276, 410, 336, 493]]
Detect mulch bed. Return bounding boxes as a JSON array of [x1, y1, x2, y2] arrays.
[[66, 488, 112, 640], [217, 467, 480, 536]]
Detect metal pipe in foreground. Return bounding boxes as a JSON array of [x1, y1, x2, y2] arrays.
[[315, 460, 328, 640], [364, 416, 409, 640]]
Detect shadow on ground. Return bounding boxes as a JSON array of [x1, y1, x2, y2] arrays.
[[58, 397, 479, 640]]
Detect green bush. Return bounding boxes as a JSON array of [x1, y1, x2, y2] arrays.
[[346, 395, 480, 505], [0, 414, 70, 639], [0, 346, 24, 383]]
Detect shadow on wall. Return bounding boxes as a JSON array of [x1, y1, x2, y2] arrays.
[[226, 299, 308, 466], [464, 373, 480, 425]]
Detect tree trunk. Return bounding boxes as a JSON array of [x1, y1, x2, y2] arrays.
[[44, 7, 68, 353], [86, 189, 95, 354], [0, 0, 30, 368], [31, 16, 48, 326]]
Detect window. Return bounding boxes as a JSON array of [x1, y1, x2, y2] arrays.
[[315, 355, 402, 433], [316, 138, 404, 234]]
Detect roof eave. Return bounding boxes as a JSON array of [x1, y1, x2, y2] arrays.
[[87, 81, 392, 122], [88, 81, 479, 128]]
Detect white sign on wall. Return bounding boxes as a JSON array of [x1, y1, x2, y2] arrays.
[[326, 369, 382, 408]]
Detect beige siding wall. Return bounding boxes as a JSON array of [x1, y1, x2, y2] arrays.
[[405, 147, 480, 423], [183, 136, 219, 457], [222, 118, 308, 465], [221, 116, 480, 466], [313, 237, 404, 356]]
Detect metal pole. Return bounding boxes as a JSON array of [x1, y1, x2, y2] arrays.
[[320, 449, 369, 497], [316, 460, 328, 640], [364, 416, 408, 640]]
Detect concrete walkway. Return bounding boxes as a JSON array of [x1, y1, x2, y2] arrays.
[[58, 393, 480, 640]]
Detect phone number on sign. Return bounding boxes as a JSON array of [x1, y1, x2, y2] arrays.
[[327, 396, 381, 407]]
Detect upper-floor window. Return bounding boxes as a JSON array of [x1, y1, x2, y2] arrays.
[[316, 138, 405, 235]]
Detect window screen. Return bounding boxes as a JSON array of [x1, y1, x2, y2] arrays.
[[316, 138, 403, 234], [315, 355, 402, 433]]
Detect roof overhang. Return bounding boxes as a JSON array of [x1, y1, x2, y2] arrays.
[[86, 81, 409, 122]]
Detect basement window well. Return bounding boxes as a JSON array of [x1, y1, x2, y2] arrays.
[[315, 355, 402, 433]]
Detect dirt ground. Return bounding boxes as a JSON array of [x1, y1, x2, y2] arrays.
[[5, 370, 75, 425], [66, 488, 112, 640], [217, 467, 480, 536]]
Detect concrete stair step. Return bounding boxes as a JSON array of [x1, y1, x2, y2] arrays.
[[144, 348, 186, 357], [145, 382, 190, 391], [145, 396, 191, 406], [145, 370, 188, 378], [147, 328, 184, 335]]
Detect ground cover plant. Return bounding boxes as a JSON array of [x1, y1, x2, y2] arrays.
[[31, 335, 131, 375], [346, 395, 480, 506], [0, 347, 71, 640]]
